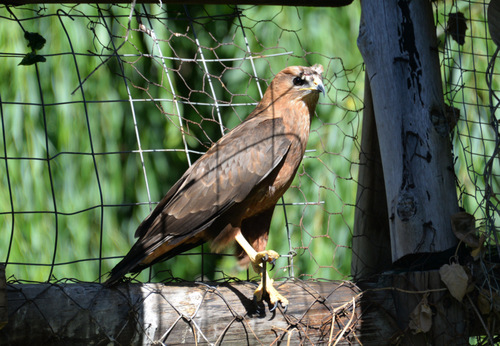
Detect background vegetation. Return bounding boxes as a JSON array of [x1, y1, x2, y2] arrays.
[[0, 2, 497, 288], [0, 3, 363, 283]]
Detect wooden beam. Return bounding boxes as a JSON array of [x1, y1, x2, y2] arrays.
[[3, 0, 353, 7], [1, 281, 364, 345], [2, 275, 496, 344], [357, 1, 464, 342], [392, 271, 468, 344]]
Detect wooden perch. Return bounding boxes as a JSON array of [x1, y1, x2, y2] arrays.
[[3, 274, 496, 345], [2, 281, 363, 345]]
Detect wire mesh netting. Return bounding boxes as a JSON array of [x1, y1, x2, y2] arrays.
[[438, 1, 500, 243], [1, 0, 500, 344], [0, 3, 362, 285], [436, 1, 500, 343]]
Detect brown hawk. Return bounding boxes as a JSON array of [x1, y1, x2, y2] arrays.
[[106, 65, 325, 311]]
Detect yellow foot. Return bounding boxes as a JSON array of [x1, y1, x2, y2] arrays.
[[254, 275, 289, 312], [232, 232, 288, 312], [254, 250, 280, 269]]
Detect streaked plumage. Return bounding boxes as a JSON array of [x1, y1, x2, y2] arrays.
[[106, 65, 325, 309]]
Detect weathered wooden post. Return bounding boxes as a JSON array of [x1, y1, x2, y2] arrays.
[[357, 0, 458, 263], [356, 0, 465, 343]]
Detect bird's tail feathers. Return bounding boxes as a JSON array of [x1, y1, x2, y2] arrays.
[[104, 250, 146, 286], [104, 237, 206, 286]]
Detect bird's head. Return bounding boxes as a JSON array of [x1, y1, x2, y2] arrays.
[[266, 64, 325, 110]]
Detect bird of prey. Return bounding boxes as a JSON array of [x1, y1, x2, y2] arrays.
[[106, 64, 325, 311]]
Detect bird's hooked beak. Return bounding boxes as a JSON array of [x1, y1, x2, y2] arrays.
[[315, 79, 326, 97], [301, 75, 326, 97]]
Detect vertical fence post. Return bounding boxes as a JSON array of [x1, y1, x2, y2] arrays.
[[357, 0, 465, 343], [357, 0, 458, 266]]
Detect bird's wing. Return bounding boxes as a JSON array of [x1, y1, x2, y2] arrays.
[[140, 114, 290, 242], [106, 114, 291, 283]]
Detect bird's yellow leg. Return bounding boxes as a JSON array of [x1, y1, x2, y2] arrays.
[[234, 231, 289, 310], [252, 265, 289, 310]]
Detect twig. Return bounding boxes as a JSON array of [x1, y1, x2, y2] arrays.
[[330, 297, 356, 346]]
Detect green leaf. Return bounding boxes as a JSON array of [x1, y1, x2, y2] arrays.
[[18, 52, 46, 66], [24, 31, 46, 51]]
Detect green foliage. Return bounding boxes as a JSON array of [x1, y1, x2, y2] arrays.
[[2, 2, 496, 286], [436, 3, 500, 230], [0, 4, 363, 283]]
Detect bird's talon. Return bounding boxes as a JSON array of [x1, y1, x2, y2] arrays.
[[269, 302, 277, 312], [255, 250, 280, 267], [282, 303, 288, 314], [269, 257, 278, 270]]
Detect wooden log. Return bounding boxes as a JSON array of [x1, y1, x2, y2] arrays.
[[2, 276, 496, 344], [1, 281, 364, 345], [357, 0, 459, 262]]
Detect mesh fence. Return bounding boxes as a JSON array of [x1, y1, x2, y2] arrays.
[[438, 0, 500, 243], [0, 3, 362, 285], [0, 1, 499, 344], [437, 1, 500, 343]]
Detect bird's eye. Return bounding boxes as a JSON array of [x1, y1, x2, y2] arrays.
[[293, 76, 305, 86]]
